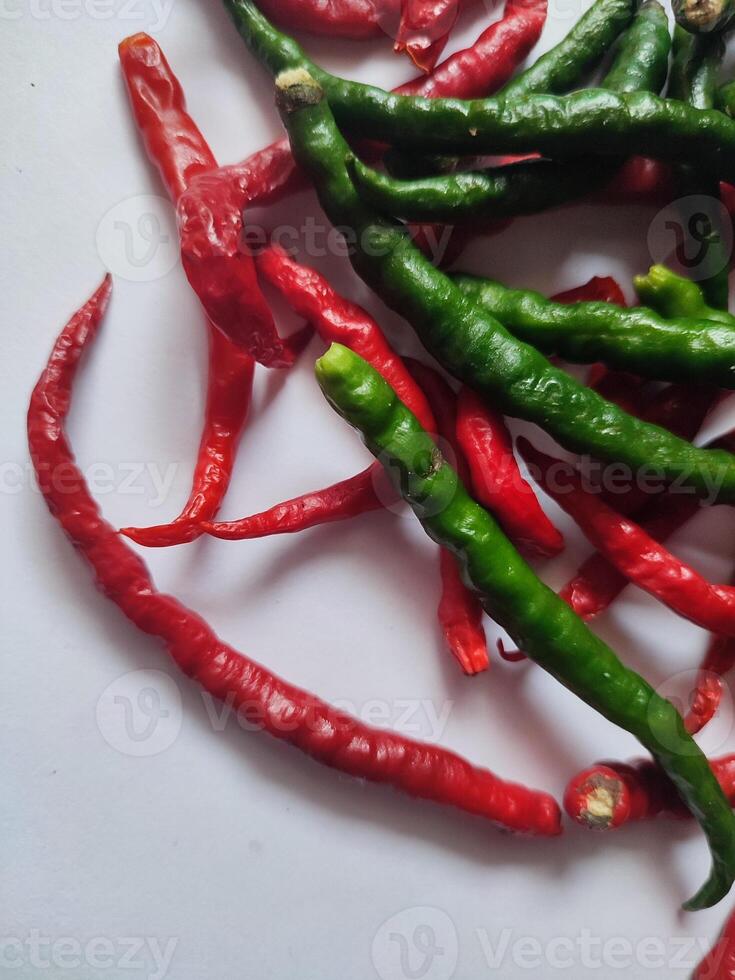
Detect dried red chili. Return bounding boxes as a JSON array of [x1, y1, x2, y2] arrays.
[[30, 279, 564, 831], [395, 0, 547, 99], [520, 438, 735, 635], [557, 383, 717, 618], [395, 0, 466, 73], [205, 247, 489, 673], [117, 33, 264, 546], [254, 0, 400, 38], [119, 32, 304, 372], [404, 358, 490, 675], [456, 387, 564, 559], [687, 628, 735, 735], [695, 907, 735, 979], [565, 756, 735, 829]]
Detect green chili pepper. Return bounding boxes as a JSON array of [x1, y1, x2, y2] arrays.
[[315, 341, 735, 912], [600, 0, 671, 95], [449, 272, 735, 386], [673, 0, 735, 37], [634, 265, 735, 323], [385, 0, 637, 180], [499, 0, 635, 98], [349, 154, 618, 225], [351, 1, 669, 226], [220, 0, 735, 178], [669, 25, 724, 106], [717, 78, 735, 114], [668, 27, 730, 310]]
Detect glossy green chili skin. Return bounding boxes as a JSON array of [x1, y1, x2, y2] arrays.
[[451, 272, 735, 387], [499, 0, 635, 98], [600, 0, 671, 95], [315, 342, 735, 912], [349, 155, 617, 224], [635, 265, 735, 325], [275, 71, 735, 499], [349, 1, 667, 226], [221, 0, 735, 177], [669, 28, 730, 310]]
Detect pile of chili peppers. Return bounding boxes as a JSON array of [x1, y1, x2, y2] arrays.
[[30, 0, 735, 967]]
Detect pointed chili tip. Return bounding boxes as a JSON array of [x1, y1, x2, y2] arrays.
[[96, 273, 113, 308], [275, 69, 324, 115]]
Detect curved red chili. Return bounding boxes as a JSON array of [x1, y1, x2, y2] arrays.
[[119, 32, 304, 371], [456, 387, 564, 559], [117, 33, 259, 546], [403, 358, 489, 676], [395, 0, 466, 73], [255, 0, 400, 38], [395, 0, 547, 99], [206, 247, 489, 674], [565, 756, 735, 829], [520, 438, 735, 636], [695, 907, 735, 979], [28, 278, 562, 835]]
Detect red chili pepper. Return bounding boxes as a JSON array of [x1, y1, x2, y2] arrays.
[[122, 328, 255, 547], [455, 387, 564, 559], [254, 0, 400, 39], [117, 34, 299, 369], [695, 907, 735, 980], [687, 587, 735, 735], [206, 247, 489, 674], [520, 438, 735, 636], [117, 34, 263, 547], [29, 280, 564, 832], [395, 0, 547, 99], [403, 358, 490, 675], [564, 756, 735, 829], [559, 384, 718, 618], [395, 0, 463, 72], [180, 0, 547, 229], [550, 276, 626, 307]]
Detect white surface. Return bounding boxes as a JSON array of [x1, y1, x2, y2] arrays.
[[4, 2, 735, 977]]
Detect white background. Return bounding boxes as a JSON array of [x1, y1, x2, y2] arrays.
[[4, 0, 735, 977]]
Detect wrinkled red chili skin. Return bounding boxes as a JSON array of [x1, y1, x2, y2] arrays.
[[687, 579, 735, 735], [395, 0, 465, 73], [205, 249, 489, 674], [255, 0, 400, 38], [456, 387, 563, 559], [118, 33, 259, 547], [117, 34, 300, 368], [565, 757, 735, 830], [28, 279, 562, 835], [395, 0, 547, 98], [404, 358, 489, 676], [178, 0, 548, 234], [521, 439, 735, 635], [203, 243, 435, 542], [558, 384, 716, 618], [696, 906, 735, 980]]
